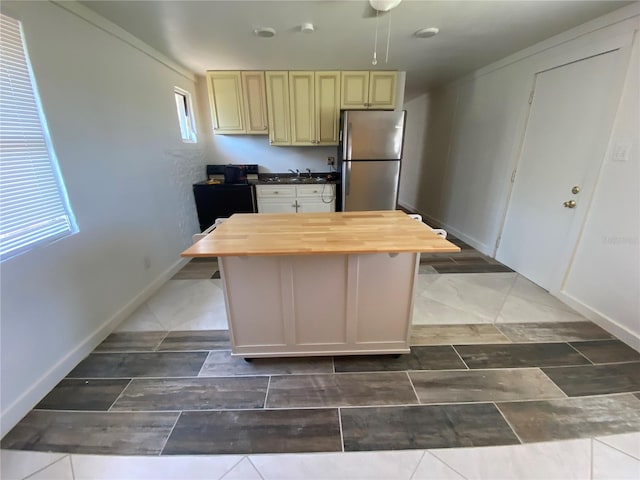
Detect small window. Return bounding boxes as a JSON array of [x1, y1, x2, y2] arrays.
[[174, 87, 197, 143], [0, 13, 78, 262]]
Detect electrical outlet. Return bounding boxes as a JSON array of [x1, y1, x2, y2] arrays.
[[327, 156, 335, 166]]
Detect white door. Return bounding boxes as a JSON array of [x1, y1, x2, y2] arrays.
[[497, 50, 626, 291]]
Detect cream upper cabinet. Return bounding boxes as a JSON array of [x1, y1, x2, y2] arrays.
[[341, 71, 397, 110], [241, 71, 268, 134], [265, 71, 291, 145], [289, 71, 340, 146], [207, 71, 245, 134], [341, 71, 370, 109], [207, 71, 268, 135], [315, 71, 341, 145], [289, 72, 315, 146], [368, 71, 397, 109]]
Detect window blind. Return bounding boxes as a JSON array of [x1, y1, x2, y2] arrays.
[[0, 14, 77, 261]]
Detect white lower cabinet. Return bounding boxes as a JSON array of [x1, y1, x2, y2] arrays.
[[256, 184, 336, 213]]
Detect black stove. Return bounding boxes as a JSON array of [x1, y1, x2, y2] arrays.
[[192, 164, 259, 232]]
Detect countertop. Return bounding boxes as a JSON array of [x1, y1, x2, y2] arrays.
[[256, 173, 340, 185], [181, 210, 461, 257]]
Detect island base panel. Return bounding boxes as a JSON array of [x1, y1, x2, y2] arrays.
[[219, 252, 417, 357]]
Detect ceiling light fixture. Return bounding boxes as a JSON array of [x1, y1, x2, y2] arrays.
[[300, 23, 314, 33], [253, 27, 276, 38], [414, 27, 439, 38]]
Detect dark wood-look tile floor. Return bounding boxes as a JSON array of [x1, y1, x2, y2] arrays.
[[541, 362, 640, 397], [454, 343, 592, 369], [497, 394, 640, 443], [162, 409, 342, 455], [35, 379, 131, 411], [3, 322, 640, 456], [341, 403, 520, 451], [1, 411, 178, 455], [569, 339, 640, 364], [334, 346, 466, 372], [496, 322, 614, 343]]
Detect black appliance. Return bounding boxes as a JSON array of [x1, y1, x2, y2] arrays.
[[192, 164, 258, 232]]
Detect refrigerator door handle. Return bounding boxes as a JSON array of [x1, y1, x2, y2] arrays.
[[346, 123, 353, 161], [345, 161, 351, 196]]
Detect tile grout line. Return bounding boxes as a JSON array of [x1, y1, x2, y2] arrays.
[[405, 371, 422, 404], [450, 345, 471, 370], [493, 401, 525, 445], [20, 454, 71, 480], [534, 367, 569, 399], [196, 350, 213, 377], [106, 378, 134, 412], [408, 450, 428, 480], [154, 330, 172, 351], [264, 376, 272, 408], [566, 342, 596, 365], [68, 454, 76, 480], [246, 456, 266, 480], [593, 436, 640, 462], [338, 407, 345, 453], [158, 411, 182, 456], [217, 456, 250, 480], [426, 450, 471, 480], [491, 271, 519, 325]]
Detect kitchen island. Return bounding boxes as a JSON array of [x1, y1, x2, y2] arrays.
[[181, 210, 460, 358]]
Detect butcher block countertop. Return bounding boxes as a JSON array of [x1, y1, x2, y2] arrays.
[[182, 210, 461, 257]]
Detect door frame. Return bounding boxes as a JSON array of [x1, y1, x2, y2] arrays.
[[494, 41, 633, 294]]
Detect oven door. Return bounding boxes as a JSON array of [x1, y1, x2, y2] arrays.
[[192, 184, 256, 232]]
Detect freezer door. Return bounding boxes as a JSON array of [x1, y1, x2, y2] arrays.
[[342, 160, 400, 211], [342, 110, 405, 160]]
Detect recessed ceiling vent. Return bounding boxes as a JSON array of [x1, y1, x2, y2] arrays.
[[254, 27, 276, 38], [414, 27, 439, 38]]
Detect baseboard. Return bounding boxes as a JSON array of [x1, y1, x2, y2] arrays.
[[398, 203, 493, 256], [556, 291, 640, 352], [0, 257, 189, 438]]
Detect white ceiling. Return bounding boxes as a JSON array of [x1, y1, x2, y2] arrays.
[[79, 0, 630, 97]]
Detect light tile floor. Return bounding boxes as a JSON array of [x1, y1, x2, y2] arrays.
[[2, 433, 639, 479], [117, 271, 585, 333], [5, 257, 638, 479]]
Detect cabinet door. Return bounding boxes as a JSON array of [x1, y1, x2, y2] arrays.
[[289, 72, 315, 146], [241, 71, 268, 134], [297, 199, 335, 213], [315, 71, 340, 145], [341, 71, 370, 109], [265, 72, 291, 145], [368, 72, 397, 109], [258, 200, 297, 213], [296, 185, 336, 212], [207, 71, 245, 134]]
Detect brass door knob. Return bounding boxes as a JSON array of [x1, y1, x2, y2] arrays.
[[563, 200, 577, 208], [572, 186, 581, 194]]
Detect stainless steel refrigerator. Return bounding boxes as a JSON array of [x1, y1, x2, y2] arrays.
[[339, 110, 406, 211]]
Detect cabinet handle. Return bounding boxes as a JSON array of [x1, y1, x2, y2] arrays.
[[274, 191, 279, 194]]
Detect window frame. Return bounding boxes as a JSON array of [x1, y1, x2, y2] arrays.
[[174, 86, 197, 143], [0, 13, 78, 262]]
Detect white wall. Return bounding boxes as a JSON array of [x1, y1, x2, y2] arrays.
[[0, 1, 202, 435], [402, 4, 640, 344], [561, 36, 640, 348]]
